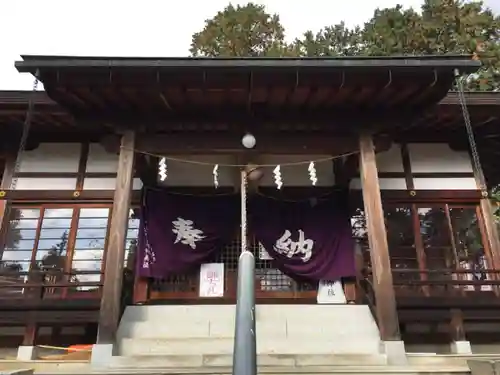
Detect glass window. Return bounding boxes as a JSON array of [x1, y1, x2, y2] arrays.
[[384, 205, 418, 285], [1, 204, 115, 297], [36, 208, 73, 271], [417, 206, 453, 269], [71, 208, 110, 290], [1, 208, 40, 273]]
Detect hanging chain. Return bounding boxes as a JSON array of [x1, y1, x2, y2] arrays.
[[9, 72, 39, 191], [240, 170, 248, 253], [454, 69, 488, 196]]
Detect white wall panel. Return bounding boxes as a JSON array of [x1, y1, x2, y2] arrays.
[[408, 143, 473, 173], [349, 178, 406, 190], [16, 178, 77, 190], [83, 177, 143, 190], [86, 143, 119, 173], [376, 144, 404, 172], [413, 177, 477, 190], [19, 143, 81, 172]]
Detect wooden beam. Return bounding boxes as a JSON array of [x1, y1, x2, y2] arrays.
[[358, 131, 400, 341], [97, 130, 136, 344], [100, 133, 392, 156]]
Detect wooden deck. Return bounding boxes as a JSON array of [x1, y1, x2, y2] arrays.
[[0, 269, 103, 347]]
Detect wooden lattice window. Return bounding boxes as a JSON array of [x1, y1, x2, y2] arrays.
[[0, 204, 139, 299]]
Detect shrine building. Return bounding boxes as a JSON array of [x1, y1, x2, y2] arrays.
[[1, 54, 500, 371]]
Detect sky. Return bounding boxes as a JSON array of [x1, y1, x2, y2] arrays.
[[1, 0, 499, 91]]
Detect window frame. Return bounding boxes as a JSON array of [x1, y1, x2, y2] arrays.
[[0, 203, 113, 280]]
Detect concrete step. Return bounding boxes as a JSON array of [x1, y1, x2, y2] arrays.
[[97, 363, 472, 375], [120, 305, 235, 322], [119, 320, 290, 339], [117, 305, 381, 358], [408, 353, 500, 367], [118, 337, 381, 356], [0, 359, 472, 374], [118, 319, 376, 339], [0, 363, 472, 375], [111, 353, 389, 367], [120, 305, 378, 328]]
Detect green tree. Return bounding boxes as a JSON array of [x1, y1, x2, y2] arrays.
[[361, 5, 425, 56], [39, 230, 68, 270], [4, 209, 22, 250], [363, 0, 500, 89], [190, 2, 293, 57], [0, 209, 24, 274], [418, 0, 500, 91], [292, 23, 364, 57], [293, 0, 500, 89]]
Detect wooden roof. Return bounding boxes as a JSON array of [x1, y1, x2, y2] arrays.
[[0, 91, 74, 131], [14, 55, 480, 127], [0, 90, 497, 132], [1, 88, 499, 186]]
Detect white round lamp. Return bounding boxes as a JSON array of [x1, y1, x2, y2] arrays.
[[242, 133, 256, 149]]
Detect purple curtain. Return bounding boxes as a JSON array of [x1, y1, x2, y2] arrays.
[[249, 191, 355, 281], [137, 189, 238, 278]]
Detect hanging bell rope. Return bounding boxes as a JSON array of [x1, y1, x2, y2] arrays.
[[9, 71, 40, 192], [454, 68, 488, 197]]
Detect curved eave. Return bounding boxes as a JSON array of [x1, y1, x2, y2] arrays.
[[14, 55, 480, 119]]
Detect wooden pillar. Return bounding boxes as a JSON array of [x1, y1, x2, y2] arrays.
[[478, 198, 500, 270], [0, 154, 16, 252], [358, 132, 400, 341], [97, 130, 136, 344]]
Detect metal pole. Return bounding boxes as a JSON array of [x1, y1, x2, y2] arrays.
[[232, 170, 257, 375]]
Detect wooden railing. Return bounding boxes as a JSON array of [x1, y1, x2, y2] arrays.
[[0, 269, 103, 301], [390, 268, 500, 297], [361, 268, 500, 297]]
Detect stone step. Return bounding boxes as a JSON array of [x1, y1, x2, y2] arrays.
[[118, 319, 376, 340], [119, 320, 286, 339], [118, 337, 381, 356], [0, 359, 473, 374], [0, 363, 472, 375], [111, 353, 389, 367], [121, 305, 235, 322], [121, 305, 377, 328], [95, 363, 471, 375], [407, 353, 500, 367]]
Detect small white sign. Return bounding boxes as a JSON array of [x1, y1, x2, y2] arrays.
[[317, 280, 346, 304], [199, 263, 224, 297], [259, 243, 273, 260]]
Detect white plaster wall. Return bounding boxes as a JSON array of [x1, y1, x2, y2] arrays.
[[375, 144, 404, 172], [409, 143, 476, 190], [83, 177, 143, 190], [349, 178, 406, 190], [350, 143, 477, 190], [19, 143, 81, 173], [14, 142, 143, 190], [408, 143, 473, 173], [86, 143, 119, 173], [16, 177, 77, 190], [413, 177, 477, 190], [349, 144, 405, 190]]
